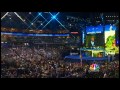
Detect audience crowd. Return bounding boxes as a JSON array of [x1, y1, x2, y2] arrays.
[[1, 46, 119, 78]]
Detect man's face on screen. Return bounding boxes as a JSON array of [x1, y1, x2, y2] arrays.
[[91, 37, 94, 41]]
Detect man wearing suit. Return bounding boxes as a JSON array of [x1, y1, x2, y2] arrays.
[[88, 36, 96, 48]]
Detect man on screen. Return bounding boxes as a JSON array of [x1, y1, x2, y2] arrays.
[[88, 36, 96, 48]]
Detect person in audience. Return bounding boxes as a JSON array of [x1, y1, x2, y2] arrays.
[[1, 46, 119, 78]]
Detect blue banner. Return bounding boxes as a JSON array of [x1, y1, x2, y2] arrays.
[[1, 32, 69, 37]]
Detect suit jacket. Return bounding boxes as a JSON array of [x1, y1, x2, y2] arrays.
[[88, 40, 96, 47]]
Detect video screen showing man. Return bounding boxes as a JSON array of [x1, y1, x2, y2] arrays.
[[90, 36, 95, 47], [85, 34, 104, 48], [86, 35, 96, 48]]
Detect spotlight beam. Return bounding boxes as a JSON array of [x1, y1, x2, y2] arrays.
[[26, 14, 40, 29], [42, 12, 60, 29], [40, 14, 48, 22], [49, 12, 75, 39], [14, 12, 33, 29], [36, 20, 46, 30], [1, 12, 9, 20], [27, 12, 48, 30], [14, 12, 25, 22], [49, 12, 67, 30], [42, 19, 53, 29], [36, 12, 49, 29], [23, 16, 37, 29]]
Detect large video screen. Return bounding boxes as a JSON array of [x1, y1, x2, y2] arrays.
[[85, 33, 104, 47], [104, 25, 119, 54]]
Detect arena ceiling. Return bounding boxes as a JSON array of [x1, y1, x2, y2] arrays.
[[1, 12, 119, 31]]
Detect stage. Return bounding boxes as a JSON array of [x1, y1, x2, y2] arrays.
[[64, 55, 108, 62]]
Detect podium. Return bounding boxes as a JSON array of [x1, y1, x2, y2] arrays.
[[80, 48, 105, 57]]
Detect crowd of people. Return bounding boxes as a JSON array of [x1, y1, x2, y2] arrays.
[[1, 46, 119, 78], [11, 36, 76, 44]]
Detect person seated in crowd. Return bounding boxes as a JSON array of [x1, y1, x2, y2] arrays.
[[1, 46, 119, 78]]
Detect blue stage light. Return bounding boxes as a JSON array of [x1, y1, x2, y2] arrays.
[[52, 16, 56, 19], [38, 12, 42, 16]]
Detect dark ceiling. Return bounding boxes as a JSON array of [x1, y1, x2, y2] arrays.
[[1, 12, 119, 31]]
